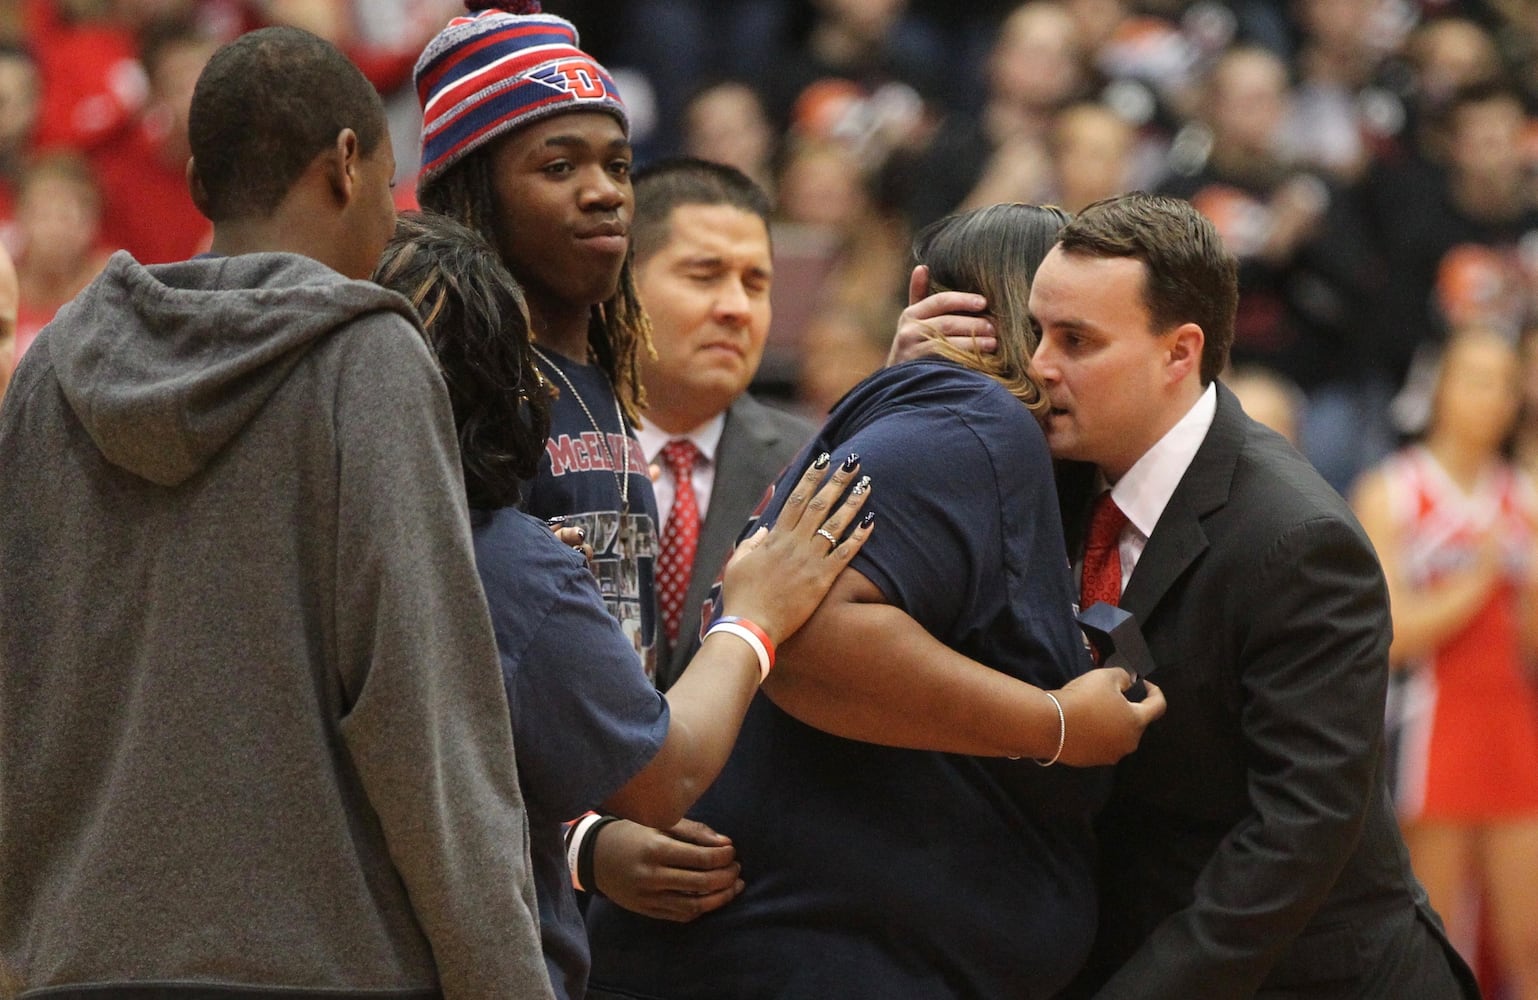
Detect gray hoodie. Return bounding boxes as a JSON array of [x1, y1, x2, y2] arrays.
[[0, 252, 553, 1000]]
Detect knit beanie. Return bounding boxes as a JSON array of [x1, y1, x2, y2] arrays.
[[414, 1, 628, 187]]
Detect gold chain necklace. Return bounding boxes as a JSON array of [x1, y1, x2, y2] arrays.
[[530, 345, 631, 512]]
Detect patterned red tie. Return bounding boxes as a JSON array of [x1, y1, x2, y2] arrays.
[[657, 439, 701, 646], [1080, 491, 1130, 612]]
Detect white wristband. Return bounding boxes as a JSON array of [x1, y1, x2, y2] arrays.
[[705, 621, 772, 682], [566, 812, 605, 890]]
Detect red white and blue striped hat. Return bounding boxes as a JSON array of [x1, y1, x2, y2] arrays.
[[414, 1, 627, 186]]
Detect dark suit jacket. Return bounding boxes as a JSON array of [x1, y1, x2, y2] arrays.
[[1060, 383, 1479, 1000], [654, 393, 814, 691]]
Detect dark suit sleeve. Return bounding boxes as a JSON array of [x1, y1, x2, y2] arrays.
[[1094, 515, 1391, 1000]]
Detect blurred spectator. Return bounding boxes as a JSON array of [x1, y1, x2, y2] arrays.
[[90, 15, 215, 263], [1224, 363, 1306, 446], [1279, 0, 1406, 183], [899, 1, 1084, 228], [765, 0, 944, 134], [12, 153, 110, 358], [772, 138, 908, 371], [0, 43, 38, 248], [1352, 326, 1538, 1000], [24, 0, 147, 153], [795, 299, 893, 416], [0, 240, 15, 403], [612, 1, 793, 158], [1397, 16, 1506, 166], [1083, 0, 1203, 135], [260, 0, 460, 95], [1161, 44, 1383, 491], [1366, 81, 1538, 397], [1046, 100, 1135, 212], [1166, 44, 1304, 224], [681, 81, 777, 195]]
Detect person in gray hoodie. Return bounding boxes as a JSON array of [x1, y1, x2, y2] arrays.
[[0, 26, 552, 1000]]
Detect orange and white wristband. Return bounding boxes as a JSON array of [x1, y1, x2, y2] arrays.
[[564, 811, 617, 893], [705, 615, 775, 682]]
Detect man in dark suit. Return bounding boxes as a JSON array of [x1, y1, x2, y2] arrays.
[[578, 157, 814, 923], [627, 157, 815, 687], [1027, 193, 1478, 999]]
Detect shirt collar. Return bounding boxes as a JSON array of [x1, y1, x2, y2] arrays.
[[638, 412, 727, 467], [1109, 382, 1217, 540]]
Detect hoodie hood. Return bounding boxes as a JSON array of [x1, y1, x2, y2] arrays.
[[49, 251, 423, 486]]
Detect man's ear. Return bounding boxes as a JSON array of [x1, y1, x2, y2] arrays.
[[1165, 321, 1205, 384], [186, 157, 211, 217], [324, 128, 361, 205]]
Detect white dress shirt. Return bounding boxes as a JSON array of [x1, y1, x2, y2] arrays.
[[1102, 382, 1218, 592], [638, 413, 727, 527]]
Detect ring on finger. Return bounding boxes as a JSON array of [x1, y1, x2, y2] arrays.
[[815, 528, 839, 548]]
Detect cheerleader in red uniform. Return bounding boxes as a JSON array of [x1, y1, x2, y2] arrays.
[[1354, 326, 1538, 1000]]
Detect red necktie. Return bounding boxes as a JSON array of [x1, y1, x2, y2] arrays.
[[1080, 491, 1130, 612], [657, 439, 701, 646]]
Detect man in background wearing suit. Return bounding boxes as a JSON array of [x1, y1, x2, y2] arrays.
[[631, 158, 815, 689], [580, 157, 814, 923], [1027, 193, 1478, 999]]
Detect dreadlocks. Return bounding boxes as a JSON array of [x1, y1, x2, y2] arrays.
[[418, 146, 654, 427]]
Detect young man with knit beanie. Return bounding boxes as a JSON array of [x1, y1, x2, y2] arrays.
[[415, 1, 662, 678], [0, 26, 552, 1000]]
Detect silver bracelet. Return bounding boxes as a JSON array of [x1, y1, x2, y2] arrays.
[[1036, 691, 1065, 767]]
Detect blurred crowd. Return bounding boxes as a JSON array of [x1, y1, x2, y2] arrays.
[[0, 1, 1529, 480], [9, 0, 1538, 495]]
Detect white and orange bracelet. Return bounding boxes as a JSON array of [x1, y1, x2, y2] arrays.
[[705, 615, 776, 682]]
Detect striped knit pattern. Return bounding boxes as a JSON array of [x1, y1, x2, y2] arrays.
[[414, 10, 627, 186]]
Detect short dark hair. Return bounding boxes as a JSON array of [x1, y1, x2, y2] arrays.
[[631, 157, 773, 263], [1056, 192, 1236, 383], [373, 212, 551, 510], [188, 26, 386, 222]]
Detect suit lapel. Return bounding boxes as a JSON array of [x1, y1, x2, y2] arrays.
[[1119, 384, 1246, 622]]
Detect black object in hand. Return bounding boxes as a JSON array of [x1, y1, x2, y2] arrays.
[[1076, 602, 1157, 702]]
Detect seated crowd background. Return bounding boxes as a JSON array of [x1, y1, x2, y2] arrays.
[[8, 0, 1538, 495]]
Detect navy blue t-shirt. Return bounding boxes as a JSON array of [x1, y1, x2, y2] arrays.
[[522, 350, 660, 680], [474, 506, 671, 1000], [586, 360, 1110, 999]]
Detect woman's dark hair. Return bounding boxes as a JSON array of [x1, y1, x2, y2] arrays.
[[418, 145, 653, 427], [911, 202, 1070, 413], [374, 211, 551, 509]]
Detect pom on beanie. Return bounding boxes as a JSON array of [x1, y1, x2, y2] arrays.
[[415, 6, 626, 186]]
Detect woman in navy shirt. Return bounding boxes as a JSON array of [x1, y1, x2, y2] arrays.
[[586, 204, 1167, 999]]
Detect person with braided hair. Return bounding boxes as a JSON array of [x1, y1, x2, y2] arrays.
[[375, 210, 876, 1000], [414, 0, 662, 675]]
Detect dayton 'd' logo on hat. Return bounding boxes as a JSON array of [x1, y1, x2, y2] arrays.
[[530, 59, 615, 101]]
